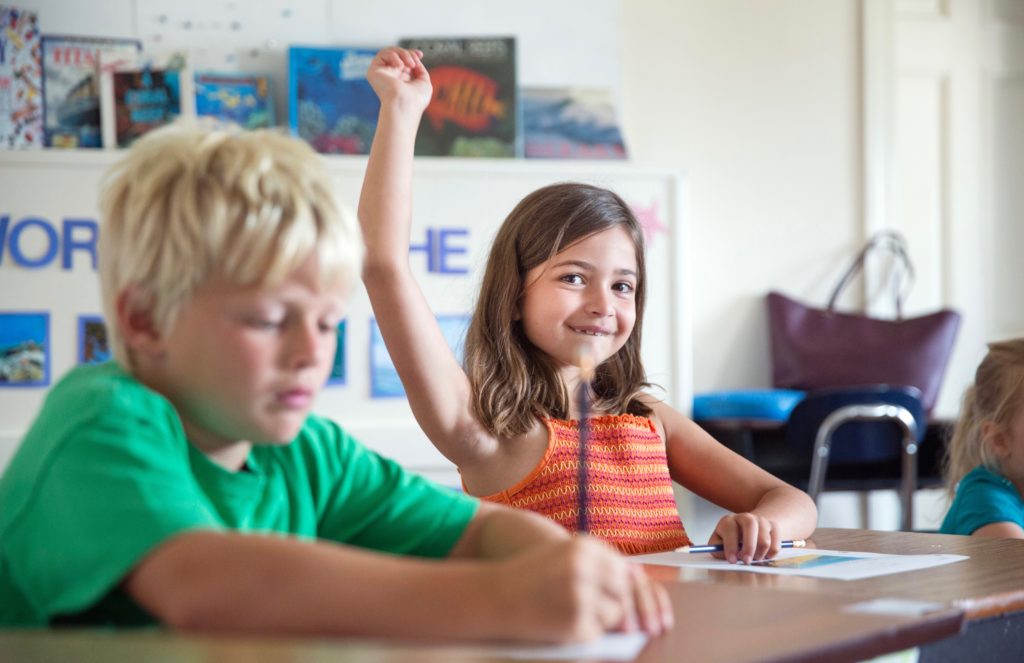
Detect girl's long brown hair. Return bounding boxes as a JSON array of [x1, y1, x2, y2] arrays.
[[464, 183, 652, 438], [943, 338, 1024, 497]]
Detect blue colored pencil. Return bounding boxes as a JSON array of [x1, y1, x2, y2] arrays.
[[576, 347, 595, 534], [675, 539, 806, 554]]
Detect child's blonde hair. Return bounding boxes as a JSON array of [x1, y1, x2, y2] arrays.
[[98, 121, 362, 370], [944, 338, 1024, 496]]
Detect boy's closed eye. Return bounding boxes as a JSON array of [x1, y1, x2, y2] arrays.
[[237, 308, 286, 330]]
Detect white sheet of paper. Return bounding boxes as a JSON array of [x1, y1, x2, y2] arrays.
[[466, 632, 649, 661], [632, 547, 968, 581]]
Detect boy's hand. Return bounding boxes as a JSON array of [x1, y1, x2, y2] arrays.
[[367, 47, 432, 115], [493, 537, 672, 643], [709, 512, 782, 564]]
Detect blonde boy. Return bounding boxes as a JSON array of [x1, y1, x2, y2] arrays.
[[0, 123, 670, 640]]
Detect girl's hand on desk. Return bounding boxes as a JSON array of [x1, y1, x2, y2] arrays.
[[493, 537, 672, 643], [709, 512, 782, 565]]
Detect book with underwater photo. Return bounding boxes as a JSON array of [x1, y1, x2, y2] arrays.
[[288, 46, 379, 155]]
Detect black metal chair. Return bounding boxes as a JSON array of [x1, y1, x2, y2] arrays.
[[784, 385, 927, 531]]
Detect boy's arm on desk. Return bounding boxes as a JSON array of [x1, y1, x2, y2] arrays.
[[122, 528, 651, 643]]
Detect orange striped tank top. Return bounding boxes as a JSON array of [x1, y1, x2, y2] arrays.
[[476, 413, 691, 555]]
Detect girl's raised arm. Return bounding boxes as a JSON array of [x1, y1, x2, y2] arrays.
[[358, 48, 498, 466]]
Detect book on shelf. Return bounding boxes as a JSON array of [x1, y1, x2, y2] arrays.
[[288, 45, 379, 155], [521, 86, 627, 160], [194, 71, 274, 130], [398, 37, 517, 158], [99, 51, 194, 148], [41, 35, 140, 148], [0, 5, 42, 148]]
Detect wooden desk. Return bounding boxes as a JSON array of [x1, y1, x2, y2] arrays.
[[0, 578, 963, 663], [646, 528, 1024, 662]]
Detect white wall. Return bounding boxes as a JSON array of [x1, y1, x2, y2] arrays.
[[622, 0, 864, 395], [4, 0, 925, 405]]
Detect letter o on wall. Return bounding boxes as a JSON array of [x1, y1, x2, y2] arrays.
[[10, 218, 59, 269]]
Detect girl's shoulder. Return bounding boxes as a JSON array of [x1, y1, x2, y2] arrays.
[[635, 393, 675, 435]]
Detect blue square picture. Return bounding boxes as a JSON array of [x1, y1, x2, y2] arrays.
[[0, 311, 50, 387], [78, 315, 111, 365], [370, 315, 469, 398]]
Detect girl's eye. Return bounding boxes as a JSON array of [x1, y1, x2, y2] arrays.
[[318, 321, 339, 334], [560, 274, 584, 285], [613, 282, 635, 294]]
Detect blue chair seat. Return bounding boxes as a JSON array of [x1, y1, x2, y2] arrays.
[[693, 389, 806, 422]]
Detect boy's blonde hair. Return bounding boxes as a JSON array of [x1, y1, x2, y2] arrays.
[[944, 338, 1024, 496], [98, 121, 362, 370]]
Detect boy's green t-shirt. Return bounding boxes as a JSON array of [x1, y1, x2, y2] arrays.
[[0, 363, 478, 627]]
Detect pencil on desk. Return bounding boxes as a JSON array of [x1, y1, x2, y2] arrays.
[[676, 539, 806, 554], [576, 346, 595, 535]]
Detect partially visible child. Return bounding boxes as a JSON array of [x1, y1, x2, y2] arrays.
[[358, 47, 817, 563], [941, 338, 1024, 538], [0, 121, 672, 641]]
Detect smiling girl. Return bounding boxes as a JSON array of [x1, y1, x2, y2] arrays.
[[358, 47, 817, 562]]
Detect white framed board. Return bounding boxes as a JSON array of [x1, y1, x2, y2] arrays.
[[0, 151, 689, 480]]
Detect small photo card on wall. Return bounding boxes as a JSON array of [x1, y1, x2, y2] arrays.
[[326, 320, 346, 386], [369, 314, 469, 398], [0, 311, 49, 387], [77, 315, 111, 365]]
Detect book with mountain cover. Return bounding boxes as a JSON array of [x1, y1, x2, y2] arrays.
[[521, 87, 627, 159], [398, 36, 516, 158]]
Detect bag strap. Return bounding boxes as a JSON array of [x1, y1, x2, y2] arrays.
[[826, 230, 915, 318]]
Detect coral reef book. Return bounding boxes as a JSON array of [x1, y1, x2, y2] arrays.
[[522, 87, 627, 160], [288, 46, 379, 155], [195, 71, 274, 130], [397, 37, 516, 158], [0, 5, 42, 148], [41, 35, 140, 148]]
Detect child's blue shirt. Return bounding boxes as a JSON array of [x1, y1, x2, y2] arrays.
[[940, 465, 1024, 535]]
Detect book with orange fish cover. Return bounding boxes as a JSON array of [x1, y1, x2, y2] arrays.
[[398, 36, 516, 158]]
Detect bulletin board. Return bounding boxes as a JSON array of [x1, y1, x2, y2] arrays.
[[0, 151, 688, 480]]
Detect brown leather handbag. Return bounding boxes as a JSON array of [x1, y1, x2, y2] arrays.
[[766, 232, 961, 414]]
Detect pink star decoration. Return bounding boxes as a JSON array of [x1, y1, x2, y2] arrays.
[[630, 200, 668, 246]]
